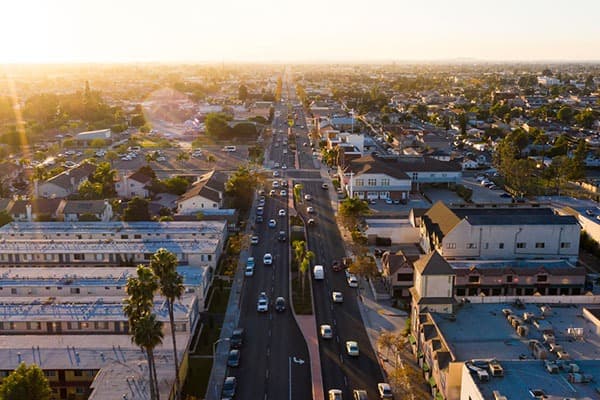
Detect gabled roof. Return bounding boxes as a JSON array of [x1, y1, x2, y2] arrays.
[[178, 170, 226, 204], [422, 201, 461, 240], [347, 154, 461, 179], [127, 170, 153, 185], [8, 199, 62, 216], [382, 251, 411, 274], [414, 251, 454, 276], [43, 162, 96, 190], [59, 200, 108, 215]]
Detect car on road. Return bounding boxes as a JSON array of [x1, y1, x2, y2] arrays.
[[385, 198, 393, 205], [281, 164, 287, 170], [377, 382, 393, 398], [332, 291, 343, 303], [273, 170, 280, 177], [222, 377, 237, 398], [332, 260, 343, 272], [345, 341, 359, 356], [320, 324, 333, 339], [268, 219, 277, 228], [230, 328, 244, 349], [328, 389, 343, 400], [321, 183, 329, 189], [306, 206, 315, 214], [227, 349, 240, 367], [275, 296, 286, 312], [347, 274, 358, 288], [255, 215, 263, 224], [257, 292, 268, 312], [269, 189, 277, 196], [272, 181, 280, 188], [256, 206, 264, 216], [278, 209, 286, 217], [246, 257, 255, 268], [274, 162, 280, 168], [304, 194, 312, 201], [278, 231, 287, 242], [307, 218, 315, 226], [500, 193, 511, 198], [353, 389, 368, 400], [280, 189, 287, 196], [250, 235, 259, 245], [263, 253, 273, 265], [281, 180, 288, 187]]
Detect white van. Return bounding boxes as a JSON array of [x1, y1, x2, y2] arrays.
[[313, 265, 324, 280], [222, 145, 237, 152]]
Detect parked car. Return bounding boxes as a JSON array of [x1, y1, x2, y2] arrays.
[[347, 275, 358, 288], [377, 382, 393, 398], [222, 377, 237, 398], [230, 328, 244, 349], [227, 349, 240, 367]]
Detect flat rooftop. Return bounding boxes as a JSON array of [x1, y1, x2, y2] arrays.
[[432, 303, 600, 362], [469, 360, 600, 400], [449, 258, 576, 270], [0, 266, 206, 287]]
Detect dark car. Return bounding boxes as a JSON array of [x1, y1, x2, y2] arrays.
[[275, 297, 286, 312], [230, 328, 244, 349], [332, 260, 343, 272], [227, 349, 240, 367], [256, 215, 263, 223], [278, 230, 287, 242], [500, 193, 512, 198], [222, 376, 236, 398]]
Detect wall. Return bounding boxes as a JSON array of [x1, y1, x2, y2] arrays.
[[178, 195, 220, 215], [459, 364, 484, 400], [364, 218, 420, 244], [423, 275, 453, 298], [463, 294, 600, 304]]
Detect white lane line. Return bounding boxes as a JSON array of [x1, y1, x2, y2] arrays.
[[344, 376, 348, 387], [339, 354, 344, 364]]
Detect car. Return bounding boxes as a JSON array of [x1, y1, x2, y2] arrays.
[[306, 206, 315, 214], [393, 199, 401, 205], [263, 253, 273, 265], [353, 389, 368, 400], [227, 349, 240, 367], [304, 194, 312, 201], [250, 235, 259, 245], [274, 162, 280, 168], [586, 209, 595, 216], [320, 324, 333, 339], [270, 189, 277, 196], [246, 257, 255, 268], [377, 382, 393, 398], [307, 218, 315, 226], [385, 198, 393, 205], [258, 189, 266, 196], [281, 181, 288, 187], [272, 181, 280, 188], [321, 183, 329, 189], [275, 297, 286, 312], [347, 275, 358, 288], [283, 149, 288, 154], [281, 164, 287, 170], [230, 328, 244, 349], [500, 193, 512, 198], [345, 341, 359, 356], [332, 291, 343, 303], [156, 156, 166, 162], [255, 215, 263, 223], [257, 292, 268, 312], [256, 207, 264, 216], [303, 142, 308, 147], [369, 199, 376, 205], [278, 231, 287, 242], [278, 209, 286, 217], [332, 260, 343, 272], [245, 264, 254, 277], [328, 389, 343, 400], [268, 219, 277, 228], [222, 377, 237, 398], [280, 189, 287, 196], [273, 170, 280, 177]]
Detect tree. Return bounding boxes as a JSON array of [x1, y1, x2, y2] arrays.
[[557, 106, 575, 124], [176, 151, 190, 162], [377, 330, 396, 358], [0, 363, 52, 400], [131, 114, 146, 127], [225, 167, 257, 211], [124, 266, 161, 400], [339, 197, 370, 228], [150, 249, 184, 400], [205, 113, 232, 139], [77, 180, 103, 200], [349, 255, 379, 278], [89, 162, 117, 197], [90, 138, 107, 148], [123, 197, 151, 221], [0, 210, 13, 227], [238, 85, 248, 101], [105, 150, 118, 165]]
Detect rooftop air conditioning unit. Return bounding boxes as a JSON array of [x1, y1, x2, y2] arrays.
[[477, 369, 489, 382], [492, 391, 508, 400]]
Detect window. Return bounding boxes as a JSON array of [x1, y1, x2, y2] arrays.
[[456, 288, 466, 296], [537, 275, 548, 282], [516, 242, 526, 249], [446, 243, 456, 249], [468, 275, 480, 284], [367, 178, 377, 186], [94, 254, 104, 261], [134, 234, 142, 239], [121, 234, 128, 239], [396, 273, 413, 282], [44, 370, 56, 377], [484, 243, 489, 249], [11, 288, 17, 295], [381, 178, 390, 186], [506, 275, 513, 283], [76, 387, 85, 395], [560, 242, 571, 249], [74, 370, 83, 377], [535, 242, 545, 249], [144, 253, 152, 260], [73, 254, 84, 260], [466, 243, 477, 249], [355, 179, 364, 186], [207, 255, 212, 261], [70, 288, 80, 294], [499, 243, 504, 249]]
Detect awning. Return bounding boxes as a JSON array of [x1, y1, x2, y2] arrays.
[[409, 334, 416, 345], [428, 376, 437, 387], [423, 362, 430, 372]]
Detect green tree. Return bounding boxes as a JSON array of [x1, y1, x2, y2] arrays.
[[150, 249, 184, 400], [131, 114, 146, 127], [205, 113, 232, 139], [0, 363, 52, 400], [339, 197, 370, 228], [123, 197, 151, 221], [349, 255, 379, 278], [89, 162, 117, 197], [557, 106, 575, 124], [238, 84, 248, 101], [575, 109, 597, 128], [77, 180, 103, 200], [0, 210, 13, 227], [105, 150, 118, 165], [90, 138, 107, 148], [225, 167, 257, 211]]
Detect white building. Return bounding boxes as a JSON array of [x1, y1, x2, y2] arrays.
[[37, 163, 96, 199], [115, 170, 153, 199], [176, 170, 226, 215]]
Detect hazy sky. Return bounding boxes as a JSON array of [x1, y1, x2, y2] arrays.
[[2, 0, 599, 63]]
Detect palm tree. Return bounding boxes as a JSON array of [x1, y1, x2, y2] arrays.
[[150, 249, 184, 400], [131, 313, 164, 400], [124, 266, 160, 400]]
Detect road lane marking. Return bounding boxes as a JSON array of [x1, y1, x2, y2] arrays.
[[344, 376, 348, 387], [339, 354, 344, 363]]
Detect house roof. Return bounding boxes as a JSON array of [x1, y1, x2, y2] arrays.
[[422, 202, 462, 240], [413, 251, 454, 276], [347, 154, 461, 179], [178, 170, 226, 204], [59, 200, 108, 215], [75, 129, 111, 140], [9, 199, 62, 216], [127, 170, 153, 185], [382, 251, 411, 275], [44, 162, 96, 190], [346, 155, 411, 180]]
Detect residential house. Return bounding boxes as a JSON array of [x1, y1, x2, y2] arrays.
[[7, 198, 62, 221], [115, 170, 153, 199], [381, 250, 414, 298], [36, 162, 96, 199], [56, 200, 113, 222], [176, 170, 227, 215]]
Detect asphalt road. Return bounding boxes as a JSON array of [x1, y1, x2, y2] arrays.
[[289, 85, 385, 398], [230, 91, 311, 400]]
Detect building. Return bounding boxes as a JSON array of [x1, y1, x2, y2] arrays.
[[56, 200, 113, 222], [75, 129, 112, 147], [176, 170, 227, 215], [420, 202, 580, 262], [36, 163, 96, 199], [0, 221, 227, 271], [7, 198, 63, 221], [381, 250, 415, 298], [115, 170, 153, 199]]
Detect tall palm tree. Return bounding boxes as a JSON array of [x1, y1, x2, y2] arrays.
[[131, 313, 164, 400], [124, 266, 160, 400], [150, 249, 184, 400]]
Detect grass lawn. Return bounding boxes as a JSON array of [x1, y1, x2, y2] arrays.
[[208, 287, 231, 314], [182, 357, 213, 398]]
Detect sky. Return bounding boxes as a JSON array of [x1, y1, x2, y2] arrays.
[[1, 0, 599, 63]]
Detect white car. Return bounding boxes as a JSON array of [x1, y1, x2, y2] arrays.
[[268, 219, 277, 228], [263, 253, 273, 265], [257, 292, 268, 312], [278, 209, 286, 217], [306, 206, 315, 214], [345, 341, 359, 357], [347, 275, 358, 288], [321, 183, 329, 189], [304, 194, 312, 201], [320, 324, 333, 339], [377, 382, 393, 398], [273, 171, 280, 177], [328, 389, 342, 400], [281, 164, 287, 170], [272, 181, 280, 189], [250, 235, 259, 245], [332, 292, 343, 303], [245, 264, 254, 276], [280, 190, 287, 196]]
